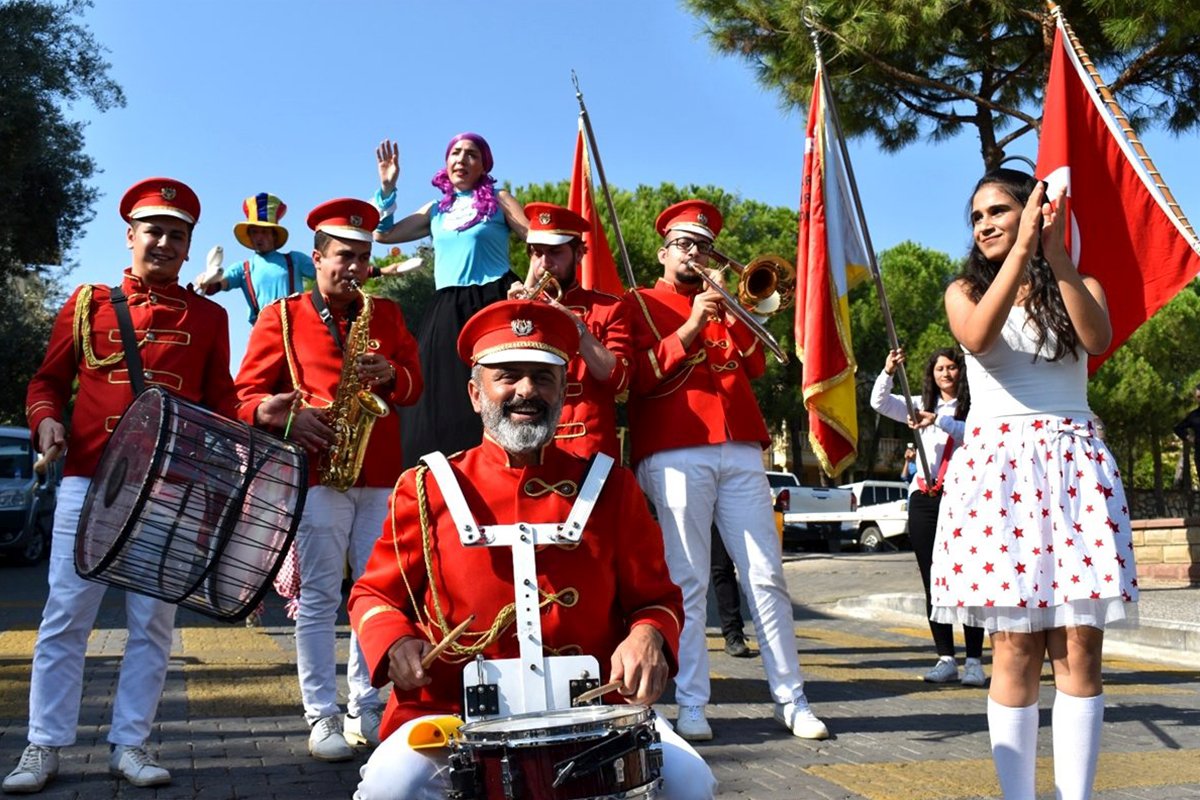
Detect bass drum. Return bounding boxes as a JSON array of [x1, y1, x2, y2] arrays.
[[75, 387, 307, 622]]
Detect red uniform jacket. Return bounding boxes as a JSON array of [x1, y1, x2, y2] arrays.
[[348, 437, 683, 738], [234, 292, 422, 488], [624, 279, 770, 465], [26, 270, 236, 477], [555, 284, 632, 460]]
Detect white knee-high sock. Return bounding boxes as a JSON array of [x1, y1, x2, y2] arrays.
[[1052, 690, 1104, 800], [988, 696, 1040, 800]]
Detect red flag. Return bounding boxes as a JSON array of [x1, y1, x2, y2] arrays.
[[796, 69, 870, 478], [568, 118, 623, 295], [1037, 18, 1200, 371]]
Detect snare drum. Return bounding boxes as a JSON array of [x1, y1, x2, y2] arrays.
[[448, 705, 662, 800], [75, 387, 307, 622]]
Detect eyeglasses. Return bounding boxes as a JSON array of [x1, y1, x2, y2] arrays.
[[666, 237, 713, 254]]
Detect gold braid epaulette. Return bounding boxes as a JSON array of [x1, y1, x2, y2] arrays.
[[396, 464, 577, 664], [74, 284, 145, 368]]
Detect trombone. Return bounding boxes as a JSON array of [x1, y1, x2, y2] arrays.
[[693, 249, 795, 364]]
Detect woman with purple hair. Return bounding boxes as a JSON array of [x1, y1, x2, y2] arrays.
[[372, 134, 528, 466]]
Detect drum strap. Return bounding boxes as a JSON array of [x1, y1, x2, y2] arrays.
[[110, 285, 146, 396], [419, 451, 614, 546]]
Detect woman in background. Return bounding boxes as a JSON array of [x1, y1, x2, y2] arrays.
[[871, 346, 983, 686], [373, 134, 528, 465]]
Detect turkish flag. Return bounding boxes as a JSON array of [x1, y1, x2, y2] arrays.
[[567, 119, 623, 295], [1037, 19, 1200, 371]]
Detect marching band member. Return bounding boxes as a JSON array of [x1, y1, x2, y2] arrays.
[[508, 202, 631, 459], [234, 199, 422, 762], [8, 179, 235, 793], [624, 200, 828, 742], [347, 300, 714, 800], [371, 133, 528, 468]]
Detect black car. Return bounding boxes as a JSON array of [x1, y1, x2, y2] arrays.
[[0, 426, 58, 565]]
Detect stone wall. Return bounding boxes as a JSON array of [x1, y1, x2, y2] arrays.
[[1127, 488, 1198, 520], [1130, 518, 1200, 586]]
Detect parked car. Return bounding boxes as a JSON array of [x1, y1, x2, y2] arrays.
[[838, 480, 911, 551], [0, 426, 59, 565], [780, 480, 855, 551]]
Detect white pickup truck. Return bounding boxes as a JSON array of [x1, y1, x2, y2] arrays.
[[772, 473, 855, 551], [783, 480, 910, 551]]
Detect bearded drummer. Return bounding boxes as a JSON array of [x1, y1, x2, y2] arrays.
[[347, 300, 715, 800], [10, 179, 236, 793], [234, 198, 422, 762], [506, 202, 632, 459]]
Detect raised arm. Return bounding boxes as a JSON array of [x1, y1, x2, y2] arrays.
[[1040, 187, 1112, 354], [497, 190, 528, 239]]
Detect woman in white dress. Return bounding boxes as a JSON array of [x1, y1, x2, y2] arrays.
[[933, 168, 1137, 800]]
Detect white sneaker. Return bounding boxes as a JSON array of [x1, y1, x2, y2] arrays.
[[2, 745, 59, 794], [675, 705, 713, 741], [924, 657, 960, 683], [961, 659, 987, 687], [774, 697, 830, 740], [308, 715, 354, 762], [109, 745, 170, 788], [344, 706, 383, 748]]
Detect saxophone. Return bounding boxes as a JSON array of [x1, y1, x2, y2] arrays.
[[319, 288, 391, 491]]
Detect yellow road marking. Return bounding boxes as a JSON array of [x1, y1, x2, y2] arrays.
[[806, 749, 1200, 800], [179, 627, 297, 718]]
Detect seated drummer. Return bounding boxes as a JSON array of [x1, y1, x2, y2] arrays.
[[347, 300, 716, 799]]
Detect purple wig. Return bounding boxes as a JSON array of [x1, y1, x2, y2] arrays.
[[432, 132, 497, 231]]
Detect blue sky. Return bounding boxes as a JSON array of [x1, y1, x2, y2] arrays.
[[67, 0, 1199, 366]]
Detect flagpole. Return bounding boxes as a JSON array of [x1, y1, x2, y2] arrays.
[[572, 71, 639, 290], [1046, 1, 1197, 241], [802, 12, 935, 486]]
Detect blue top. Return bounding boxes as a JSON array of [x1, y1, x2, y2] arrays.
[[223, 250, 316, 323], [429, 192, 512, 289]]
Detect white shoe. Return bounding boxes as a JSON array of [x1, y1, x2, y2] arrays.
[[2, 745, 59, 794], [774, 697, 830, 740], [961, 659, 987, 687], [924, 657, 960, 683], [344, 706, 383, 748], [675, 705, 713, 741], [308, 715, 354, 762], [109, 745, 170, 788]]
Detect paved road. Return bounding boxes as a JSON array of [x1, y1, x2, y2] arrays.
[[1, 552, 1197, 799]]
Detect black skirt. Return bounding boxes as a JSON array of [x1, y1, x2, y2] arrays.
[[399, 272, 518, 469]]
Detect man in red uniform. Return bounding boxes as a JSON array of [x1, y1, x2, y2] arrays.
[[234, 198, 422, 762], [508, 202, 631, 459], [346, 300, 714, 800], [624, 200, 828, 742], [8, 179, 235, 794]]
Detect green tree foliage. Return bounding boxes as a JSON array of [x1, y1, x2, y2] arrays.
[[0, 0, 125, 278], [0, 272, 62, 424], [685, 0, 1200, 169]]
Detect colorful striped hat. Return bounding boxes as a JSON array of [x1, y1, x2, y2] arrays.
[[234, 192, 289, 250]]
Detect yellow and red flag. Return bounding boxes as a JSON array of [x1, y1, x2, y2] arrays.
[[795, 68, 871, 478], [568, 118, 623, 295], [1037, 12, 1200, 371]]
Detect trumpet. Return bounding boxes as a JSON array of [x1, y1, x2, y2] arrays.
[[520, 270, 563, 303], [690, 259, 790, 364]]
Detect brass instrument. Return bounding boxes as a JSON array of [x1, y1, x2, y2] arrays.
[[523, 270, 563, 303], [319, 287, 391, 491], [694, 267, 790, 363], [708, 248, 796, 316]]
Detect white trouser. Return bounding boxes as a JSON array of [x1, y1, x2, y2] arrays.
[[636, 442, 805, 707], [295, 485, 388, 724], [354, 712, 716, 800], [27, 477, 178, 747]]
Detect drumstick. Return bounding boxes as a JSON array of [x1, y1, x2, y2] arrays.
[[33, 444, 62, 476], [420, 614, 476, 670], [572, 680, 622, 706]]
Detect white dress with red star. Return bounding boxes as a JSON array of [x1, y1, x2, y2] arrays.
[[930, 305, 1138, 633]]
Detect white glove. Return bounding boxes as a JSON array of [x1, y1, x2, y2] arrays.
[[391, 256, 424, 275], [193, 245, 224, 292]]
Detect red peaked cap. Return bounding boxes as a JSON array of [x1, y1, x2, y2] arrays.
[[119, 177, 201, 225], [524, 202, 588, 245], [457, 299, 580, 367], [306, 198, 379, 242], [655, 199, 723, 240]]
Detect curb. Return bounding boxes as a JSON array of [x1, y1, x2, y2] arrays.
[[832, 592, 1200, 669]]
